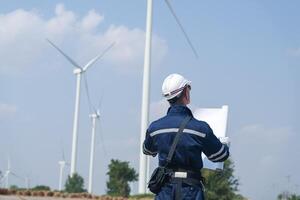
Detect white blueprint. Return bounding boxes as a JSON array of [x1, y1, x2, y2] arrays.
[[193, 105, 229, 170]]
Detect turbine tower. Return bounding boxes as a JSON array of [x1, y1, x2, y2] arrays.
[[88, 109, 100, 194], [47, 39, 114, 176], [139, 0, 198, 193], [138, 0, 153, 194]]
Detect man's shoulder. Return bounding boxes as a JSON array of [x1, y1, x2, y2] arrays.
[[190, 117, 210, 128], [148, 116, 168, 132], [189, 117, 212, 135]]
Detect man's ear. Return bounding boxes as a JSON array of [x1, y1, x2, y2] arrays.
[[183, 88, 188, 101], [184, 87, 189, 97]]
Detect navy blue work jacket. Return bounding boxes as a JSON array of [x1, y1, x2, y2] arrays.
[[143, 105, 229, 170]]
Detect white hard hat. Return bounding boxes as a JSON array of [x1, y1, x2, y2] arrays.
[[162, 73, 191, 100]]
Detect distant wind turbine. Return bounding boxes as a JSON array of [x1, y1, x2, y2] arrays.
[[0, 157, 25, 189], [139, 0, 198, 193], [58, 149, 69, 191], [82, 73, 106, 194], [88, 109, 100, 194], [47, 39, 115, 176]]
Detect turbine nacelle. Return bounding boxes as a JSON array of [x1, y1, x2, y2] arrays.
[[96, 110, 100, 117], [58, 161, 67, 166], [89, 111, 100, 119], [73, 68, 83, 74]]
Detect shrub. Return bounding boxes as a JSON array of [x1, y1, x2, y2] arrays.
[[25, 190, 32, 196], [65, 173, 86, 193], [54, 192, 61, 197], [10, 189, 17, 195], [106, 159, 138, 197], [46, 191, 54, 196], [0, 188, 9, 195], [32, 185, 51, 191]]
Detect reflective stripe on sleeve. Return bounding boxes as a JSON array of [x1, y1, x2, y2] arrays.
[[210, 150, 228, 162], [208, 145, 225, 159], [143, 143, 157, 155]]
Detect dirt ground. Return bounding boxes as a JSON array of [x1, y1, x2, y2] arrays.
[[0, 196, 153, 200], [0, 196, 91, 200]]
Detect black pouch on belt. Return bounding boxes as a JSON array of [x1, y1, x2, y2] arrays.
[[148, 166, 170, 194], [147, 115, 191, 194]]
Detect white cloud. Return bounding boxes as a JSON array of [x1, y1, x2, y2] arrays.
[[231, 124, 300, 200], [80, 10, 104, 32], [0, 103, 17, 120], [0, 4, 168, 74]]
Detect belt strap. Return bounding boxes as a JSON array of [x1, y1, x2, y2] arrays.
[[172, 177, 203, 200], [174, 178, 182, 200]]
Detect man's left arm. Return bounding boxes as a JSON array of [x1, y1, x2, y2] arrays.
[[203, 125, 230, 162]]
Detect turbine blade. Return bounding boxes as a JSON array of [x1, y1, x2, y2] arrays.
[[62, 147, 66, 162], [164, 0, 199, 58], [83, 73, 96, 113], [46, 39, 82, 69], [10, 172, 23, 180], [7, 156, 10, 171], [0, 171, 10, 186], [97, 92, 104, 111], [83, 42, 115, 72], [0, 172, 8, 182]]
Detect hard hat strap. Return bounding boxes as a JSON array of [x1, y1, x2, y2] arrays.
[[164, 86, 186, 98]]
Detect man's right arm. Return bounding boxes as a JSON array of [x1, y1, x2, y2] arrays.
[[143, 129, 158, 157]]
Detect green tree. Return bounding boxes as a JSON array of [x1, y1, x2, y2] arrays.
[[32, 185, 51, 191], [106, 159, 138, 197], [64, 173, 86, 193], [10, 185, 19, 190], [278, 191, 300, 200], [289, 194, 300, 200], [202, 159, 246, 200]]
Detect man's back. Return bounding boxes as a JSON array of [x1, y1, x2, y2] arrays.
[[144, 105, 229, 170]]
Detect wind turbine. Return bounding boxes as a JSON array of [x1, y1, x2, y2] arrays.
[[3, 158, 11, 188], [47, 39, 115, 176], [83, 75, 104, 194], [88, 109, 100, 194], [0, 157, 24, 189], [58, 149, 69, 191], [139, 0, 198, 193]]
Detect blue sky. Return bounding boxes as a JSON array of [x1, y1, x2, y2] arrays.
[[0, 1, 299, 199]]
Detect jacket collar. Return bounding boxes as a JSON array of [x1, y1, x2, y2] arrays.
[[167, 105, 193, 116]]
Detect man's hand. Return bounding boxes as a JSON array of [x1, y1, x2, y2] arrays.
[[220, 137, 230, 147]]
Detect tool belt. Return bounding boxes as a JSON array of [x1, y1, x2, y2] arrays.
[[172, 169, 202, 181], [148, 167, 204, 197]]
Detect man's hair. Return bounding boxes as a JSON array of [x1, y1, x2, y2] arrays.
[[167, 87, 186, 105]]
